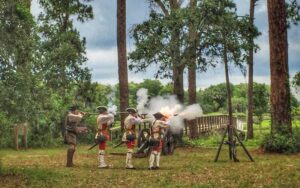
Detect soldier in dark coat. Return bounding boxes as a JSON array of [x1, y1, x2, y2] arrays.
[[65, 105, 85, 167]]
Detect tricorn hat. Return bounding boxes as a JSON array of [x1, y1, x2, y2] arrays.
[[126, 108, 137, 114], [97, 106, 107, 113], [153, 112, 164, 120], [69, 105, 79, 111]]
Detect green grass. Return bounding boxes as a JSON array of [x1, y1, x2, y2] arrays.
[[1, 119, 300, 187], [1, 145, 300, 187]]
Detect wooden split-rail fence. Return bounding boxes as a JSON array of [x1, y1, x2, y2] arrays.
[[110, 115, 245, 140], [184, 115, 244, 137]]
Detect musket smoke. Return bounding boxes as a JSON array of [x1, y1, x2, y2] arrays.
[[107, 91, 117, 115], [136, 88, 149, 114], [178, 104, 203, 120], [135, 88, 203, 134]]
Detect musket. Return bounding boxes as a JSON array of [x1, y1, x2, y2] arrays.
[[115, 112, 128, 114], [88, 142, 98, 150], [113, 141, 128, 148], [80, 112, 98, 116]]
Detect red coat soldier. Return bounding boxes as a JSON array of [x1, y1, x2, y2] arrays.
[[122, 108, 142, 169], [149, 112, 170, 170], [95, 106, 114, 168]]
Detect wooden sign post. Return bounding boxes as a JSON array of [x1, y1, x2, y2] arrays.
[[14, 122, 28, 150]]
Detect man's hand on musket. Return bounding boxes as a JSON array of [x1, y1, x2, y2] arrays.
[[80, 111, 89, 116]]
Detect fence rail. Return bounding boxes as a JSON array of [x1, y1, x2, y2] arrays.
[[184, 115, 241, 138], [109, 115, 243, 140]]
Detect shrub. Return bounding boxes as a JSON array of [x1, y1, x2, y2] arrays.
[[27, 123, 61, 148], [262, 132, 300, 153], [0, 113, 14, 148]]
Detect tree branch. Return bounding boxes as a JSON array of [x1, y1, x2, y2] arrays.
[[154, 0, 169, 16]]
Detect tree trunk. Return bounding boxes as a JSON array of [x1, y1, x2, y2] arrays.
[[171, 29, 184, 104], [117, 0, 129, 131], [267, 0, 291, 134], [173, 65, 184, 103], [188, 0, 197, 139], [188, 0, 197, 105], [247, 0, 255, 139], [224, 44, 234, 159], [169, 0, 184, 103]]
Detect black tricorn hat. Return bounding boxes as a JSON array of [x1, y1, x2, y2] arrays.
[[69, 105, 79, 111], [97, 106, 107, 113], [153, 112, 164, 120], [126, 108, 137, 114]]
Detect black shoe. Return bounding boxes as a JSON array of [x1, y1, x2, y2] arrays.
[[154, 166, 160, 170], [148, 167, 155, 170], [126, 166, 136, 169]]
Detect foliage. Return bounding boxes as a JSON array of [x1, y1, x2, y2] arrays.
[[197, 82, 271, 115], [286, 0, 300, 27], [262, 131, 300, 153], [129, 0, 231, 79], [38, 0, 94, 95], [0, 0, 94, 148], [253, 83, 270, 121], [292, 71, 300, 92], [198, 83, 228, 113], [0, 0, 38, 123], [0, 113, 14, 148]]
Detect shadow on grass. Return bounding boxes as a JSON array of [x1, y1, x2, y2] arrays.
[[0, 166, 72, 187]]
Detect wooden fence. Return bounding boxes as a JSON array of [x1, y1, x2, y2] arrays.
[[184, 115, 240, 138], [110, 115, 244, 140]]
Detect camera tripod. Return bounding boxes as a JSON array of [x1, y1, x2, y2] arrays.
[[214, 123, 254, 162]]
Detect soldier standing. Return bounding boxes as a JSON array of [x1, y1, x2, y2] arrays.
[[148, 112, 170, 170], [65, 105, 85, 167], [122, 108, 142, 169], [95, 106, 114, 168]]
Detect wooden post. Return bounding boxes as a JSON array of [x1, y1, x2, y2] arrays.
[[14, 125, 18, 150], [197, 118, 200, 136], [14, 123, 28, 150], [23, 123, 28, 149]]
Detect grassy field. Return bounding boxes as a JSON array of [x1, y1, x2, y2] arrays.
[[1, 119, 300, 187], [1, 144, 300, 188]]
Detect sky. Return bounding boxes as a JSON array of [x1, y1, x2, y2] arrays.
[[31, 0, 300, 95]]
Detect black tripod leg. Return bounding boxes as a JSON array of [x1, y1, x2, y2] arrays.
[[214, 126, 228, 162], [233, 129, 254, 162], [231, 143, 239, 162], [228, 128, 233, 161]]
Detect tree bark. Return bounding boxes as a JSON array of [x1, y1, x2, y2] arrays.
[[117, 0, 129, 131], [173, 63, 184, 103], [267, 0, 291, 134], [188, 0, 197, 139], [170, 1, 184, 103], [188, 0, 197, 105], [247, 0, 255, 139], [224, 44, 234, 158]]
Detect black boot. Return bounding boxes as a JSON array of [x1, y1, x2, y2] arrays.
[[66, 148, 75, 167]]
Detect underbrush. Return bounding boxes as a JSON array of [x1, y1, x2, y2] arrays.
[[262, 128, 300, 153]]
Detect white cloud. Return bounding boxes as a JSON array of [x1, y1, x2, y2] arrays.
[[31, 0, 299, 89], [86, 48, 118, 67], [256, 2, 267, 14]]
